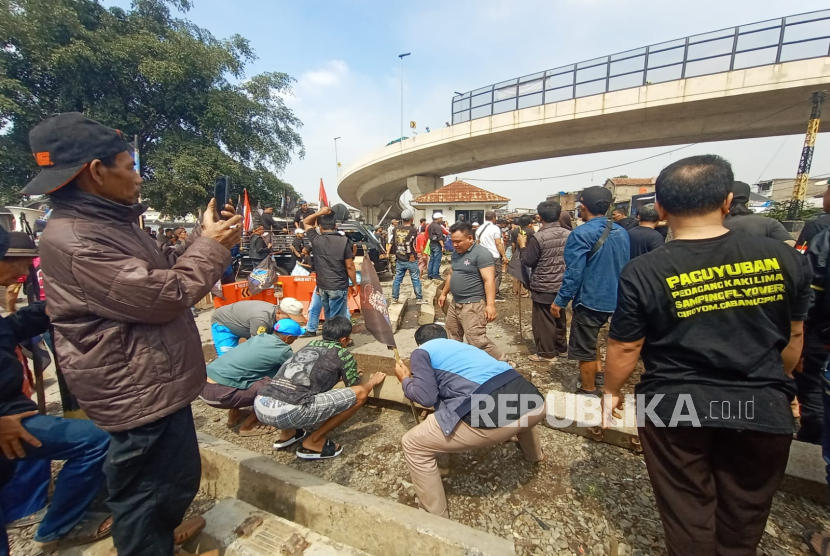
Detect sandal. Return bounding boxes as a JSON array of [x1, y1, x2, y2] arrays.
[[804, 529, 830, 556], [239, 423, 274, 437], [296, 438, 343, 460], [226, 409, 251, 429], [273, 429, 308, 450], [575, 387, 600, 398], [36, 511, 112, 552], [7, 506, 48, 529], [174, 516, 206, 545], [527, 354, 555, 363]]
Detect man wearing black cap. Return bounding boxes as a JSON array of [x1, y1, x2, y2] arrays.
[[552, 186, 629, 396], [27, 112, 242, 556], [724, 181, 794, 246], [0, 228, 112, 553], [293, 200, 313, 229], [261, 205, 280, 233]]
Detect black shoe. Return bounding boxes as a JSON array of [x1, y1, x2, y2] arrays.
[[495, 295, 506, 302], [302, 330, 317, 338]]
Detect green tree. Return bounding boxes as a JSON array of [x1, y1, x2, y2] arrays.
[[762, 200, 823, 223], [0, 0, 303, 217]]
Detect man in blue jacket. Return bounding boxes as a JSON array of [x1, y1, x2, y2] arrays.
[[552, 186, 629, 397], [396, 324, 546, 518], [0, 229, 111, 553]]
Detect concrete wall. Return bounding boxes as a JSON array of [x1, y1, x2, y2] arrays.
[[338, 57, 830, 212]]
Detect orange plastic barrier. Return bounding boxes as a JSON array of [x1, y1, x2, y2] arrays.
[[213, 281, 277, 308], [276, 276, 362, 317]]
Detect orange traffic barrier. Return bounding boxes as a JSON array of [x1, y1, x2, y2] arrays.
[[213, 281, 277, 308], [276, 275, 362, 317]]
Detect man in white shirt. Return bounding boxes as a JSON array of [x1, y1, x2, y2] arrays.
[[475, 211, 507, 301]]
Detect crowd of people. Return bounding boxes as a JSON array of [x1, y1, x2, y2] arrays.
[[2, 111, 830, 556]]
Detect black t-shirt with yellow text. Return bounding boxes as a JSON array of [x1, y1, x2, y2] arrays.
[[610, 231, 812, 434]]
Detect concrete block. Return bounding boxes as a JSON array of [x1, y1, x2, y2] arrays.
[[197, 433, 516, 556], [186, 498, 370, 556], [388, 296, 408, 333], [782, 440, 828, 504]]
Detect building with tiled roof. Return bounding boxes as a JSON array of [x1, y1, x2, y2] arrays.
[[411, 180, 509, 226], [603, 177, 656, 203]]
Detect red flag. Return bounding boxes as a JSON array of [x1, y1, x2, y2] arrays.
[[242, 189, 253, 232], [359, 258, 396, 348], [319, 179, 329, 208]]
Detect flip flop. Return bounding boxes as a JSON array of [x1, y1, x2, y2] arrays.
[[7, 506, 48, 529], [804, 529, 830, 556], [37, 512, 112, 552], [296, 439, 343, 460], [174, 516, 206, 545], [226, 410, 251, 429], [575, 387, 600, 398], [527, 354, 555, 363], [239, 424, 275, 437], [273, 429, 308, 450]]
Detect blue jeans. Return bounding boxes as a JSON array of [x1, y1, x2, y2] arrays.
[[320, 289, 351, 322], [0, 414, 109, 552], [1, 459, 49, 524], [306, 289, 351, 334], [306, 290, 323, 333], [428, 247, 443, 279], [392, 261, 422, 300]]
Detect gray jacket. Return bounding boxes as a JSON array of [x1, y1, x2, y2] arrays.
[[521, 222, 570, 293]]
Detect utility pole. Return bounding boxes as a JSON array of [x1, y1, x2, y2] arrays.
[[398, 53, 411, 151], [789, 90, 826, 220], [333, 137, 341, 179]]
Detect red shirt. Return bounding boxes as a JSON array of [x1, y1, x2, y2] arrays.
[[415, 232, 427, 253]]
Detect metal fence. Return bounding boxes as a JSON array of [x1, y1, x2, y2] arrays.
[[451, 9, 830, 125]]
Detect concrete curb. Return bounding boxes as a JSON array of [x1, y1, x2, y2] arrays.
[[186, 498, 370, 555], [418, 281, 440, 325], [197, 433, 516, 556], [388, 296, 408, 333]]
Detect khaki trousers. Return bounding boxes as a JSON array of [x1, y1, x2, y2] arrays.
[[445, 300, 506, 361], [401, 404, 546, 518]]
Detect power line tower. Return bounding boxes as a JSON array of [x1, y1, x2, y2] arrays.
[[788, 90, 826, 220]]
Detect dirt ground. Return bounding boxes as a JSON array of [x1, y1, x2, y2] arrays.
[[193, 279, 830, 556]]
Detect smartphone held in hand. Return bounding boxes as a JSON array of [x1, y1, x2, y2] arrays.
[[214, 176, 230, 221]]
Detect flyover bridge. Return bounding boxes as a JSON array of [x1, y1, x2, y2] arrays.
[[338, 10, 830, 222]]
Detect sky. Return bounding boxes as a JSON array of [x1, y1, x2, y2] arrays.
[[108, 0, 830, 209]]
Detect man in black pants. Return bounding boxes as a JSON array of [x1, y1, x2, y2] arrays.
[[518, 201, 570, 361], [794, 184, 830, 443], [30, 113, 241, 556], [603, 155, 811, 555]]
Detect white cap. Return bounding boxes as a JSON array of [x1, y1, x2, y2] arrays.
[[294, 228, 304, 235], [472, 222, 480, 226], [432, 212, 444, 219], [279, 297, 304, 315], [401, 209, 414, 221]]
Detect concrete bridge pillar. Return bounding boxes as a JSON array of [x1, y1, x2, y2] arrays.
[[407, 175, 443, 222]]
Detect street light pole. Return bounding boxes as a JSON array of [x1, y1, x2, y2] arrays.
[[333, 136, 341, 179], [398, 53, 410, 151]]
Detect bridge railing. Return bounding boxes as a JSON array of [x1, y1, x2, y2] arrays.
[[451, 9, 830, 125]]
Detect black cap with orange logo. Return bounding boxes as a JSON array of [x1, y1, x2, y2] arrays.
[[21, 112, 132, 195]]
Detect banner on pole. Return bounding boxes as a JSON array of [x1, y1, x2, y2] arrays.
[[359, 258, 396, 348]]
